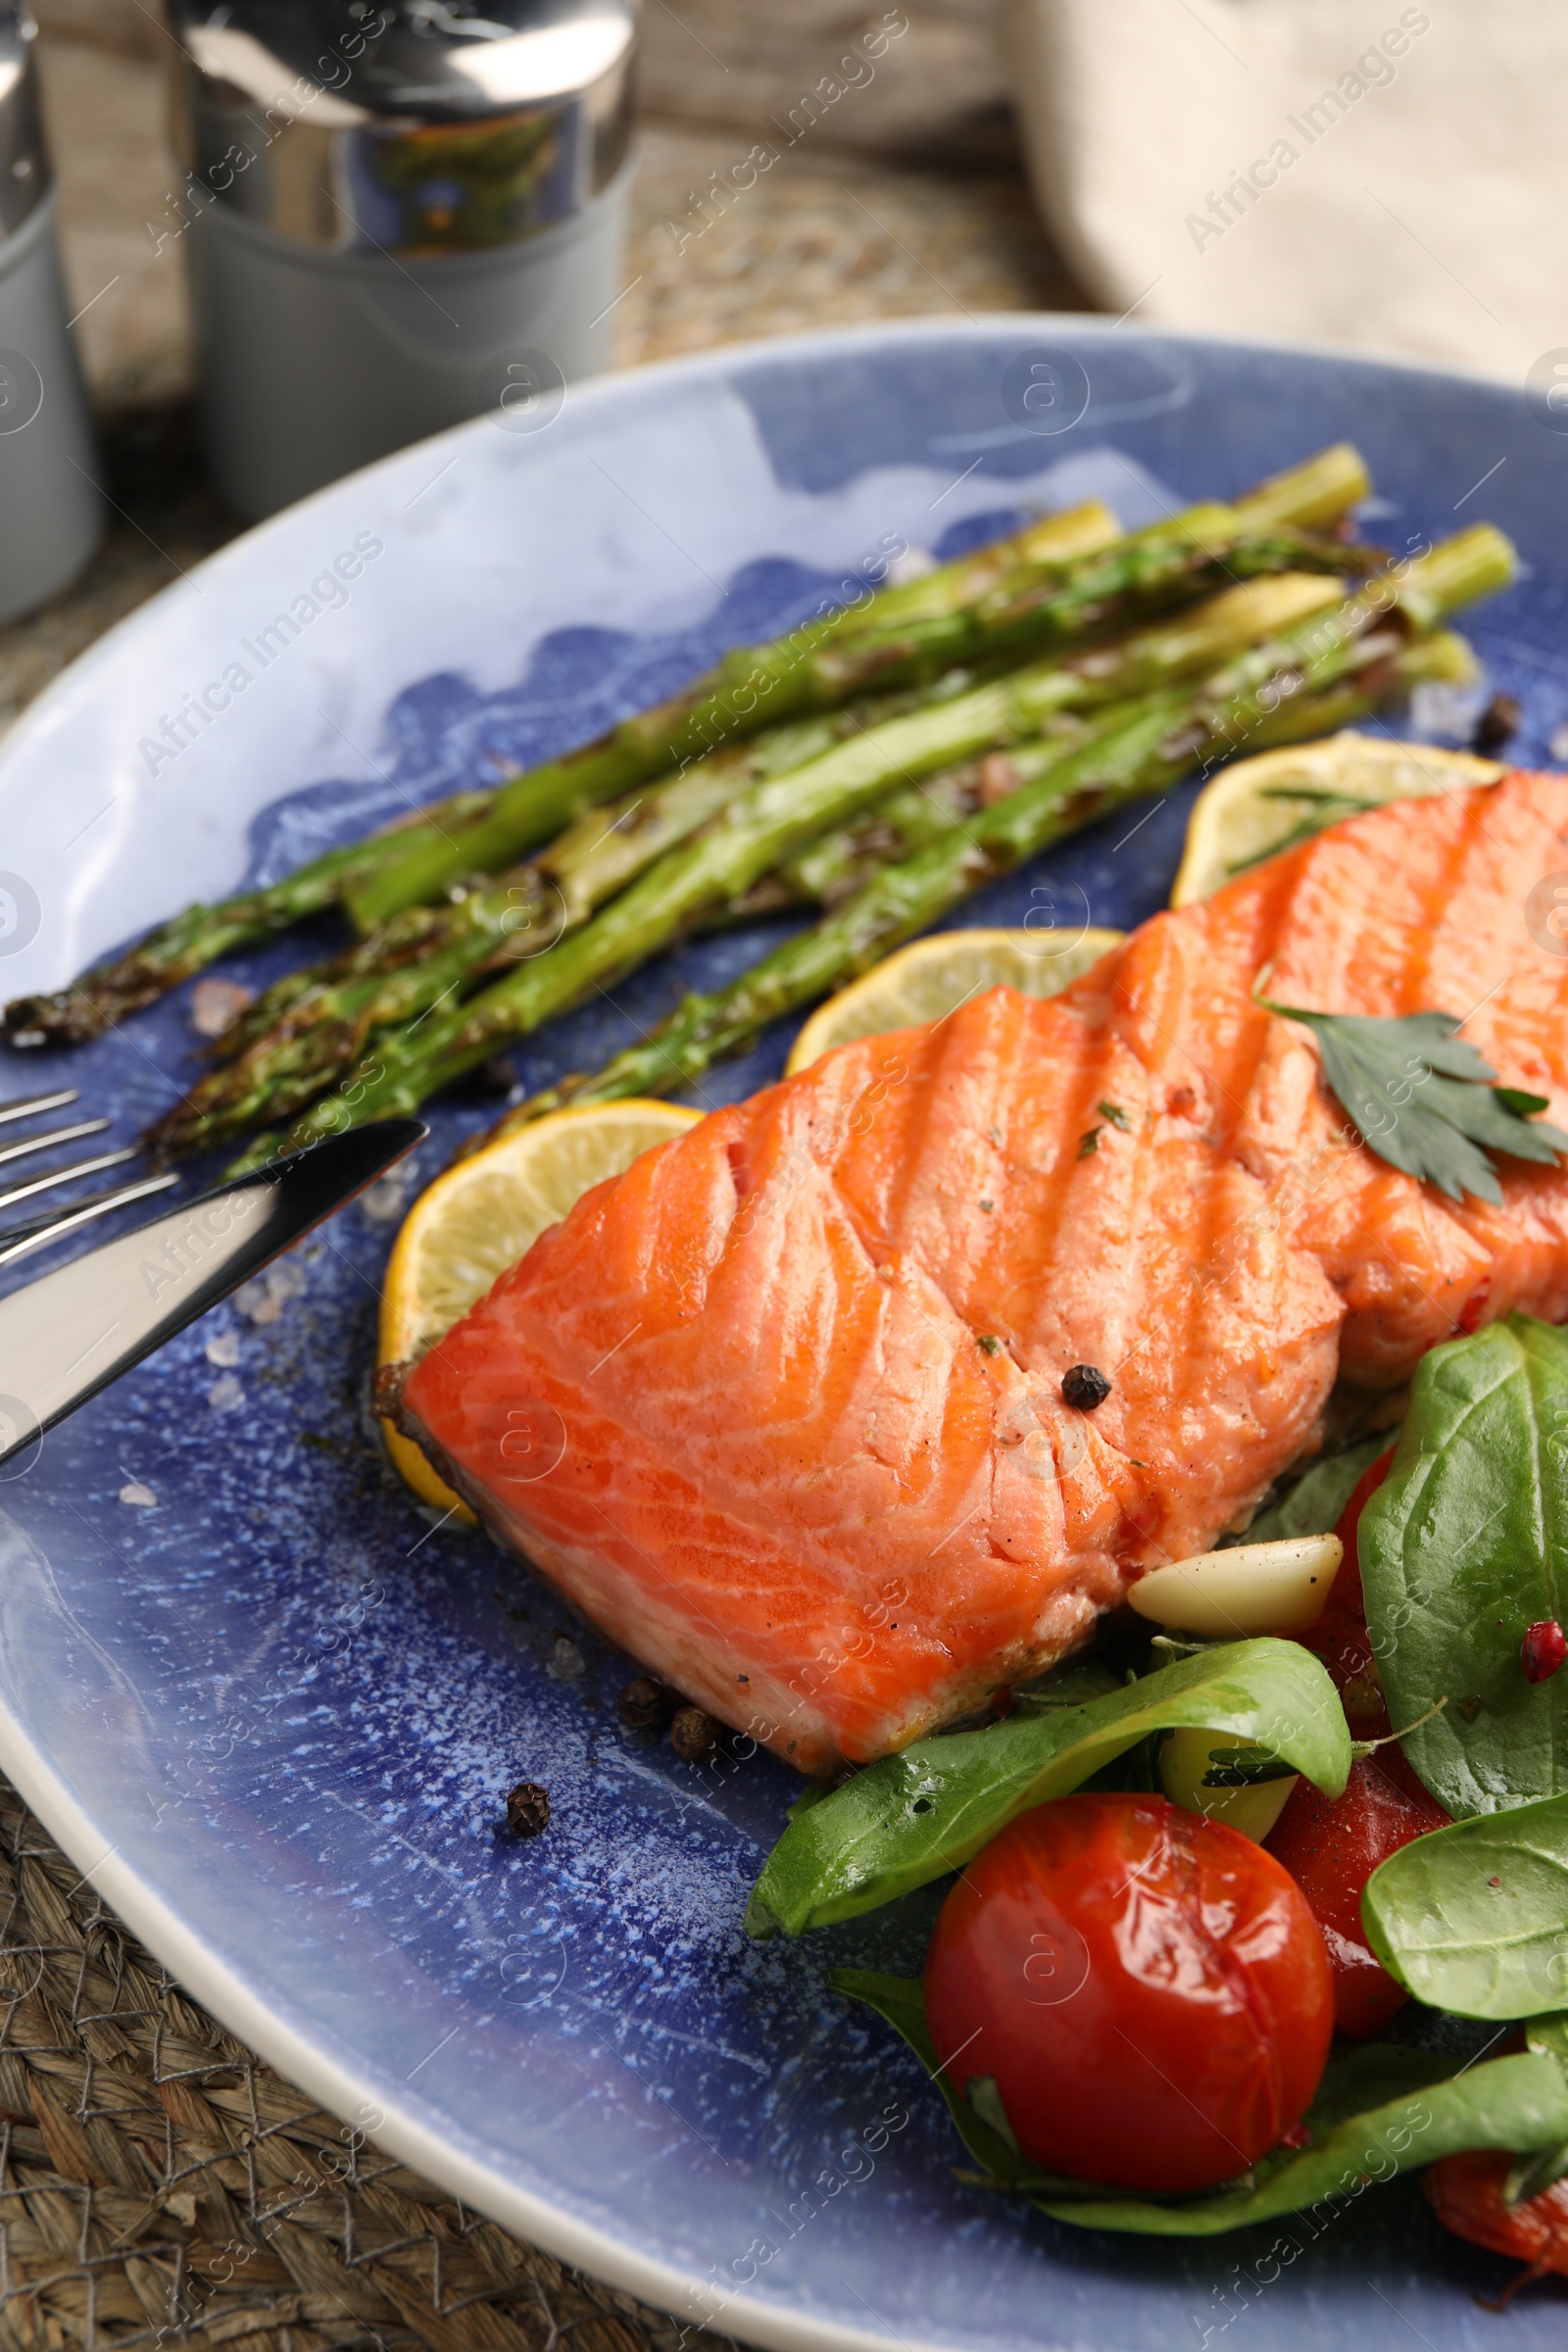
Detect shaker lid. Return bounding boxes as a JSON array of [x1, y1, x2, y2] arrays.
[[168, 3, 637, 126], [166, 2, 638, 252], [0, 5, 49, 240]]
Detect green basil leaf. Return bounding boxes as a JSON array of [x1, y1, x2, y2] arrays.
[[746, 1640, 1348, 1937], [1511, 2014, 1568, 2198], [829, 1968, 1102, 2195], [1030, 2057, 1568, 2235], [1506, 2139, 1568, 2204], [1359, 1315, 1568, 1817], [1009, 1658, 1123, 1713], [1244, 1437, 1387, 1544], [832, 1968, 1568, 2237], [1360, 1795, 1568, 2018]]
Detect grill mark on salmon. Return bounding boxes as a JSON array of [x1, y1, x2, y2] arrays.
[[396, 771, 1568, 1773]]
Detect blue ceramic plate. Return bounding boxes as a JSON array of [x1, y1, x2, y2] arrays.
[[0, 320, 1563, 2351]]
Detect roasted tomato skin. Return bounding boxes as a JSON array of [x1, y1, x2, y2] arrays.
[[922, 1793, 1334, 2194], [1301, 1445, 1396, 1734], [1264, 1756, 1450, 2037], [1426, 2150, 1568, 2283], [1272, 1442, 1452, 2036]]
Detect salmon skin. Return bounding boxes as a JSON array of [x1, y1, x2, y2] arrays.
[[392, 771, 1568, 1775]]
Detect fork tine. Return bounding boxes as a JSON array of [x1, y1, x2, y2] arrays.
[[0, 1169, 179, 1272], [0, 1114, 111, 1172], [0, 1088, 79, 1127], [0, 1143, 141, 1217]]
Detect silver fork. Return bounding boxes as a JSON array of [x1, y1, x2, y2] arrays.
[[0, 1088, 179, 1272]]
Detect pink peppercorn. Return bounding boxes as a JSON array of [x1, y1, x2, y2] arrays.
[[1521, 1619, 1568, 1685]]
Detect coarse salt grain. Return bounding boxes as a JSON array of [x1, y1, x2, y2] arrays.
[[236, 1258, 307, 1324], [361, 1173, 413, 1223], [189, 977, 254, 1039]]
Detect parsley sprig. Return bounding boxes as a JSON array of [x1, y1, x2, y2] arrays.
[[1258, 997, 1568, 1204]]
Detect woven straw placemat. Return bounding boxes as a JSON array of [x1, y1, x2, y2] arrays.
[[0, 1779, 733, 2352]]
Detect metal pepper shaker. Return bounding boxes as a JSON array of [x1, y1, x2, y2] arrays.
[[0, 3, 103, 627], [166, 2, 639, 521]]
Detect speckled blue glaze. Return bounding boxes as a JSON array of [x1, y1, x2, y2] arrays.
[[0, 322, 1564, 2352]]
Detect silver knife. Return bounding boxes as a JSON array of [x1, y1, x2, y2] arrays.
[[0, 1118, 424, 1470]]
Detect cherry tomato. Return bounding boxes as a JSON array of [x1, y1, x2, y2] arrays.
[[1335, 1444, 1397, 1580], [1426, 2150, 1568, 2300], [1300, 1445, 1396, 1733], [1270, 1442, 1452, 2034], [923, 1792, 1333, 2193], [1264, 1755, 1450, 2037]]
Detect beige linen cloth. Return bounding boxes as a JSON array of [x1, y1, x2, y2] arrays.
[[1003, 0, 1568, 382]]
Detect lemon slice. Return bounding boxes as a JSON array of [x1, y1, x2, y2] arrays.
[[785, 927, 1124, 1076], [1171, 732, 1506, 906], [378, 1099, 702, 1513]]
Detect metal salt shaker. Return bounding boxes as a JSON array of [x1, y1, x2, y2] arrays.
[[166, 2, 639, 521], [0, 3, 102, 627]]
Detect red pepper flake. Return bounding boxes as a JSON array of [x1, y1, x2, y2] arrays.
[[1280, 2123, 1313, 2150], [1522, 1619, 1567, 1685]]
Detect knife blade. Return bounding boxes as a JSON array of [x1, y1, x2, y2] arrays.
[[0, 1118, 424, 1471]]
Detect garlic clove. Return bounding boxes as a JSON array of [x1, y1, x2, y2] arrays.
[[1126, 1534, 1342, 1638], [1159, 1726, 1299, 1842]]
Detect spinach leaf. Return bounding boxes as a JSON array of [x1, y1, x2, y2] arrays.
[[1529, 2010, 1568, 2066], [834, 1968, 1568, 2236], [1009, 1658, 1122, 1713], [1360, 1794, 1568, 2019], [1359, 1316, 1568, 1817], [746, 1640, 1348, 1937], [1510, 2014, 1568, 2199], [1244, 1437, 1387, 1544]]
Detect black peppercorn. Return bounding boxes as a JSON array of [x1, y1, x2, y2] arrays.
[[669, 1705, 720, 1762], [505, 1781, 550, 1838], [1473, 692, 1520, 754], [1061, 1363, 1111, 1410], [617, 1676, 679, 1733]]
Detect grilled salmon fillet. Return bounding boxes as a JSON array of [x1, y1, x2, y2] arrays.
[[394, 770, 1568, 1773]]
